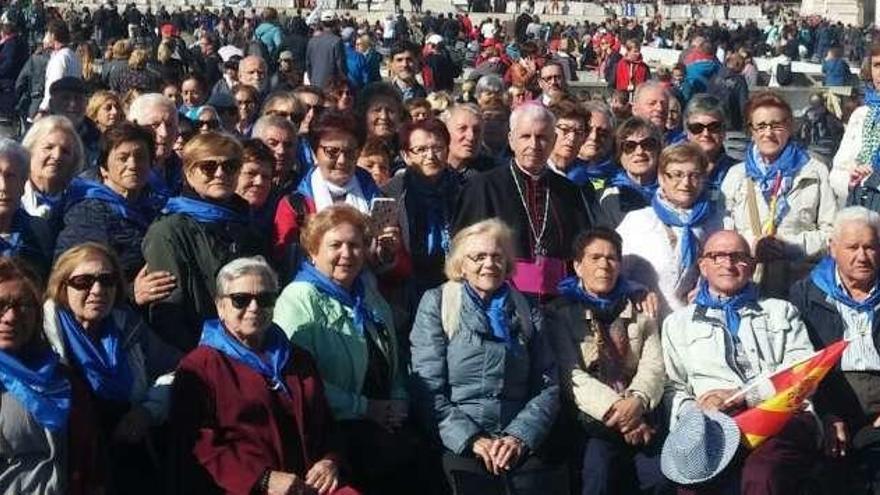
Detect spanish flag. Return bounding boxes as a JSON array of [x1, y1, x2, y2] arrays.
[[733, 340, 849, 449]]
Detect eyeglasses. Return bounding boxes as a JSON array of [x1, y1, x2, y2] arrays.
[[225, 292, 276, 309], [197, 120, 219, 130], [750, 121, 789, 134], [701, 251, 753, 266], [663, 171, 704, 183], [585, 125, 611, 140], [556, 124, 586, 137], [466, 252, 506, 264], [0, 298, 36, 314], [318, 145, 359, 161], [686, 121, 724, 135], [194, 158, 242, 176], [621, 137, 660, 154], [265, 110, 294, 120], [67, 273, 117, 291], [408, 145, 446, 157]]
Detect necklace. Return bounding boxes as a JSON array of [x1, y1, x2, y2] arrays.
[[510, 164, 550, 256]]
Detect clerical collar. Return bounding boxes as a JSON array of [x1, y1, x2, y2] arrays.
[[513, 161, 546, 180]]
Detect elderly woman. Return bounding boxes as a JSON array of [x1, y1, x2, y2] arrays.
[[55, 122, 167, 284], [684, 94, 736, 196], [170, 257, 358, 495], [193, 106, 221, 133], [43, 243, 180, 494], [143, 132, 265, 352], [548, 99, 591, 179], [545, 228, 668, 495], [410, 218, 564, 494], [475, 74, 506, 109], [274, 206, 422, 493], [232, 84, 260, 137], [356, 82, 405, 154], [86, 90, 123, 133], [600, 117, 662, 227], [575, 101, 617, 191], [383, 118, 460, 292], [831, 42, 880, 206], [272, 111, 381, 271], [0, 139, 53, 279], [721, 92, 836, 297], [261, 91, 301, 123], [0, 257, 102, 494], [20, 116, 85, 222], [237, 139, 275, 219], [617, 143, 723, 315]]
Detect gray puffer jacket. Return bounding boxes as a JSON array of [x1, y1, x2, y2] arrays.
[[410, 283, 559, 455]]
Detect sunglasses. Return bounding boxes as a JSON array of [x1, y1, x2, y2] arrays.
[[225, 292, 276, 309], [195, 159, 242, 176], [686, 121, 724, 135], [318, 145, 359, 161], [621, 137, 660, 154], [67, 273, 117, 291]]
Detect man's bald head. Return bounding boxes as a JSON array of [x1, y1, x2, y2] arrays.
[[699, 230, 756, 296]]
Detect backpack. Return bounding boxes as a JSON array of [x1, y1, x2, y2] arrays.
[[775, 62, 793, 86], [439, 281, 533, 342]]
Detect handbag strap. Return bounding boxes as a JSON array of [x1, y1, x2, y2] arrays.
[[745, 179, 763, 239]]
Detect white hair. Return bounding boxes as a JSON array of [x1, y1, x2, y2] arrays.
[[252, 115, 297, 140], [0, 138, 30, 180], [127, 93, 178, 125], [632, 81, 670, 105], [509, 103, 556, 134], [833, 206, 880, 242], [582, 100, 615, 128], [216, 256, 279, 297], [439, 103, 481, 124], [21, 115, 85, 175]]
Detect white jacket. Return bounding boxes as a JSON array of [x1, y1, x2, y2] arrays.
[[830, 104, 870, 206]]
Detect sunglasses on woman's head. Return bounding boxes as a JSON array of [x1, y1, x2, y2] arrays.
[[67, 273, 117, 291], [225, 292, 276, 309], [195, 159, 242, 177], [621, 137, 660, 154]]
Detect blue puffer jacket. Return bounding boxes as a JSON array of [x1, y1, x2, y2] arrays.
[[410, 283, 559, 455]]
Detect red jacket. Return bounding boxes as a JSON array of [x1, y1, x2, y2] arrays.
[[170, 344, 360, 495], [272, 192, 316, 263], [614, 57, 650, 91]]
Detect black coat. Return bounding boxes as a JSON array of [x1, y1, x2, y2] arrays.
[[790, 277, 880, 430], [454, 161, 592, 261]]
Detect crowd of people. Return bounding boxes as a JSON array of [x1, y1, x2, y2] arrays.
[[1, 2, 880, 495]]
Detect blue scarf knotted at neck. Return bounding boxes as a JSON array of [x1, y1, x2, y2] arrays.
[[557, 275, 633, 323], [463, 282, 513, 347], [296, 166, 382, 204], [294, 261, 383, 336], [811, 256, 880, 320], [744, 140, 810, 228], [0, 348, 71, 431], [65, 179, 156, 228], [567, 157, 617, 187], [651, 193, 713, 273], [694, 278, 759, 340], [708, 153, 736, 190], [199, 319, 292, 395], [58, 308, 133, 402], [407, 170, 454, 256], [866, 86, 880, 111], [609, 170, 658, 203], [162, 196, 246, 224], [0, 209, 39, 258]]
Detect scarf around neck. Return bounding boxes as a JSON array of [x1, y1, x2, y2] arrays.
[[707, 152, 736, 189], [58, 308, 133, 402], [406, 170, 454, 257], [557, 274, 632, 323], [810, 256, 880, 320], [566, 157, 616, 187], [744, 140, 810, 231], [858, 87, 880, 169], [66, 179, 157, 228], [0, 209, 40, 259], [0, 347, 71, 431], [651, 193, 713, 273], [199, 319, 292, 395], [297, 167, 380, 214], [294, 261, 383, 336], [463, 281, 513, 346], [162, 195, 245, 224], [694, 278, 759, 340], [610, 169, 658, 203]]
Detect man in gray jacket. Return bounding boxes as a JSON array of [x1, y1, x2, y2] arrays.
[[305, 10, 347, 88]]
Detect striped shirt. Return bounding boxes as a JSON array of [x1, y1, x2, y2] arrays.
[[834, 271, 880, 372]]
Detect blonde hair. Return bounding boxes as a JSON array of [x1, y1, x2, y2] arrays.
[[86, 90, 122, 123], [157, 40, 173, 65], [301, 205, 371, 257], [182, 131, 244, 173], [21, 115, 85, 175], [426, 91, 454, 114], [128, 48, 148, 70], [658, 142, 709, 175], [46, 243, 126, 309], [444, 218, 517, 281]]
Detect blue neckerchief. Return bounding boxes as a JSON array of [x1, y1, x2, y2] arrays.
[[294, 261, 383, 336], [296, 136, 316, 173], [694, 279, 759, 340], [58, 309, 133, 402], [811, 256, 880, 321], [199, 319, 292, 395], [406, 170, 454, 256], [162, 196, 245, 224], [0, 348, 71, 431], [651, 193, 713, 272], [296, 166, 382, 205], [566, 157, 616, 187], [33, 187, 63, 210], [463, 281, 513, 347], [707, 153, 736, 190], [865, 86, 880, 109], [610, 170, 658, 203], [666, 128, 687, 146], [65, 179, 156, 228], [557, 274, 632, 322], [0, 209, 38, 258], [146, 155, 183, 198], [744, 141, 810, 227]]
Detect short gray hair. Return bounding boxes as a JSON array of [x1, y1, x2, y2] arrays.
[[633, 81, 670, 105], [215, 256, 279, 297], [833, 206, 880, 242], [474, 74, 505, 99], [684, 94, 728, 127], [252, 115, 297, 140], [509, 103, 556, 134], [440, 103, 481, 124], [128, 93, 178, 125], [582, 100, 615, 128], [21, 115, 85, 175], [0, 138, 31, 180]]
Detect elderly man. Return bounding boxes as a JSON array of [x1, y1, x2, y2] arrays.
[[252, 115, 300, 193], [575, 101, 617, 190], [454, 103, 592, 300], [128, 93, 181, 196], [663, 230, 818, 494], [238, 55, 268, 97], [631, 82, 670, 139], [538, 62, 568, 106], [441, 104, 496, 184], [791, 207, 880, 495], [684, 94, 735, 196]]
